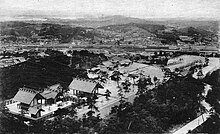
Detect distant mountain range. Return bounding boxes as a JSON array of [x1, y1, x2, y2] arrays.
[[1, 15, 219, 28], [0, 15, 219, 45]]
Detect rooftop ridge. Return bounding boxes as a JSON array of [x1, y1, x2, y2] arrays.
[[44, 87, 59, 93], [73, 77, 97, 84], [19, 87, 38, 94], [49, 83, 61, 87]]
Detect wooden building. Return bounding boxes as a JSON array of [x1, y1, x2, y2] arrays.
[[68, 78, 104, 96], [13, 88, 45, 118], [41, 88, 62, 105]]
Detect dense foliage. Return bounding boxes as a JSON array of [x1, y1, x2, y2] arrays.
[[100, 73, 205, 133], [193, 69, 220, 133]]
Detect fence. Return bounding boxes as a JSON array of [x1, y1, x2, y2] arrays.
[[0, 98, 17, 106]]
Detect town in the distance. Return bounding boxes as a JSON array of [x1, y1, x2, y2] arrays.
[[0, 15, 220, 134]]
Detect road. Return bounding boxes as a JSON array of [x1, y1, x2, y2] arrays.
[[173, 113, 211, 134], [172, 84, 212, 134], [173, 57, 220, 134]]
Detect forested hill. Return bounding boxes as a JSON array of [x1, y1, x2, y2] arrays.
[[98, 22, 218, 44], [0, 21, 97, 43]]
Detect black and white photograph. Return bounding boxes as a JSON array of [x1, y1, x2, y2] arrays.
[[0, 0, 220, 133]]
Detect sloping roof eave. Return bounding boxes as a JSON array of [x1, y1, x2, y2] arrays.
[[69, 79, 103, 93], [13, 88, 44, 105]]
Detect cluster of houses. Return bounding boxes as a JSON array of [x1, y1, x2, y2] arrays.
[[4, 54, 134, 121], [5, 55, 141, 121], [6, 79, 104, 120], [92, 57, 132, 72], [0, 56, 26, 68]]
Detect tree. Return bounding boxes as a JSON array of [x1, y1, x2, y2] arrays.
[[206, 85, 220, 114], [155, 73, 206, 123], [67, 103, 77, 117], [81, 113, 102, 133], [201, 114, 220, 133], [127, 111, 164, 133], [99, 76, 107, 84], [197, 69, 204, 79], [28, 120, 44, 133], [99, 69, 207, 133], [105, 89, 111, 100], [98, 69, 109, 80], [164, 68, 182, 81], [204, 57, 209, 66], [153, 76, 159, 87], [121, 79, 132, 93], [87, 94, 99, 117], [98, 114, 124, 134], [110, 70, 122, 87], [117, 86, 127, 104], [202, 70, 220, 131], [128, 73, 138, 87], [137, 76, 148, 95], [105, 88, 166, 133], [146, 75, 153, 85], [0, 105, 28, 134]]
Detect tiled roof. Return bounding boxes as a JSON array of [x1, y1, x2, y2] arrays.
[[40, 89, 59, 99], [48, 84, 62, 91], [69, 78, 103, 93], [13, 88, 40, 105]]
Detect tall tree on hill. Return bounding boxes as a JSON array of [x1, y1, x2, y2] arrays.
[[87, 94, 99, 117]]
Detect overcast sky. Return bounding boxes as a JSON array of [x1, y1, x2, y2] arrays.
[[0, 0, 220, 19]]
